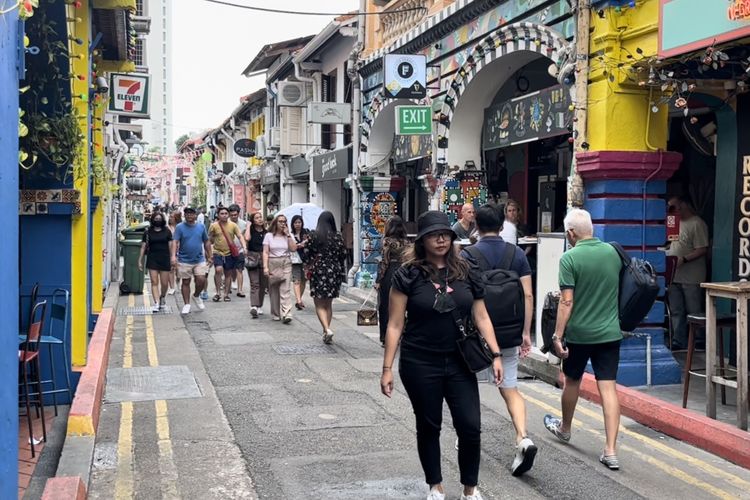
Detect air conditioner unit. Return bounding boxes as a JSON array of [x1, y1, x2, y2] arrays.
[[269, 127, 281, 150], [277, 81, 306, 107]]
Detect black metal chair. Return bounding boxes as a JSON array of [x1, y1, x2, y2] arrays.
[[19, 300, 48, 458]]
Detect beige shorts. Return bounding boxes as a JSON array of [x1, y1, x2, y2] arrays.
[[177, 262, 209, 279]]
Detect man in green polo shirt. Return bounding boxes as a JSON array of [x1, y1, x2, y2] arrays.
[[543, 208, 623, 471]]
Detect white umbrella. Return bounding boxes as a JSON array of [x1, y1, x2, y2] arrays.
[[278, 203, 324, 230]]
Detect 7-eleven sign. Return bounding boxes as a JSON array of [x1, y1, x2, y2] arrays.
[[109, 73, 150, 117]]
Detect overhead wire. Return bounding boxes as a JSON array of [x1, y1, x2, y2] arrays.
[[202, 0, 427, 16]]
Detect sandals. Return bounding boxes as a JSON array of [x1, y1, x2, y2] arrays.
[[212, 294, 221, 302], [236, 292, 246, 298], [223, 296, 231, 302], [599, 453, 620, 470]]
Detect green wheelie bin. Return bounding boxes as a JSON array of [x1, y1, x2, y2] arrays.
[[119, 223, 150, 294]]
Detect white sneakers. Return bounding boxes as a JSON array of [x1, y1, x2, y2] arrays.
[[511, 437, 537, 477], [427, 487, 445, 500], [323, 329, 334, 344], [460, 490, 484, 500], [192, 294, 205, 311], [167, 288, 175, 295], [181, 304, 191, 315]]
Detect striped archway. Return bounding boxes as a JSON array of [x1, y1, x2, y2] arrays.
[[359, 90, 431, 169], [434, 22, 573, 170]]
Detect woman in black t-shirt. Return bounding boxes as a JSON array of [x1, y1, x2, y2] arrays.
[[380, 211, 503, 500], [244, 212, 267, 318], [138, 212, 173, 312]]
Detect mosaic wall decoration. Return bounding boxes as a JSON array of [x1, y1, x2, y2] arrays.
[[19, 189, 81, 215], [442, 173, 487, 225], [360, 191, 399, 278]]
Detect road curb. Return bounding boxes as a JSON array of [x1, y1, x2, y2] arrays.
[[41, 477, 86, 500], [66, 307, 115, 436], [520, 354, 750, 470]]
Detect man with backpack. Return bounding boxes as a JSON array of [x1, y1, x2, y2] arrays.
[[461, 204, 537, 477], [543, 208, 623, 471]]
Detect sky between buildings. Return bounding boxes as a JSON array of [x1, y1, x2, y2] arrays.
[[172, 0, 359, 144]]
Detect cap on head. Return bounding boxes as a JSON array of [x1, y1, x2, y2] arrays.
[[183, 207, 197, 214]]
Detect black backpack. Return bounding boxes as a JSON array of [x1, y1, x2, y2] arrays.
[[610, 242, 659, 332], [464, 244, 525, 348]]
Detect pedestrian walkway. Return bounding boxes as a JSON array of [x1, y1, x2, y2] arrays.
[[87, 292, 257, 499]]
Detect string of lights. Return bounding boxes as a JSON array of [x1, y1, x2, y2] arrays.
[[203, 0, 427, 16]]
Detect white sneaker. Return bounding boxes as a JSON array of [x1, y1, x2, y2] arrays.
[[231, 282, 238, 290], [167, 288, 175, 295], [181, 304, 191, 315], [193, 295, 205, 310], [151, 304, 160, 313], [460, 489, 484, 500], [511, 437, 537, 477], [257, 309, 264, 315], [323, 329, 334, 344], [427, 487, 445, 500]]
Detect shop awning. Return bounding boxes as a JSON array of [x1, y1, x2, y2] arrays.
[[313, 146, 352, 182]]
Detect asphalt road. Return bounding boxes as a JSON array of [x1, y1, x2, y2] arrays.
[[88, 282, 750, 500]]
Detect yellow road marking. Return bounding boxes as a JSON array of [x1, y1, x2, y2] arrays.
[[523, 383, 750, 490], [114, 401, 134, 500], [142, 293, 179, 497], [523, 392, 734, 499]]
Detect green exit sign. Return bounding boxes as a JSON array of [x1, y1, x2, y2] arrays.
[[395, 105, 432, 135]]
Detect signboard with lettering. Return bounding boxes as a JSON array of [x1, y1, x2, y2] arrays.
[[313, 146, 352, 182], [108, 73, 150, 118], [260, 162, 280, 185], [393, 133, 432, 164], [482, 84, 572, 150], [659, 0, 750, 57], [233, 138, 256, 158], [396, 105, 432, 135], [383, 54, 427, 99]]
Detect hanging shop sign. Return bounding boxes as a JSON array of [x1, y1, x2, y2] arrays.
[[482, 85, 572, 150], [308, 102, 352, 124], [395, 105, 432, 135], [288, 155, 310, 178], [393, 134, 432, 164], [383, 54, 427, 99], [313, 146, 352, 182], [108, 73, 150, 118], [233, 138, 256, 158], [659, 0, 750, 58], [261, 162, 280, 185]]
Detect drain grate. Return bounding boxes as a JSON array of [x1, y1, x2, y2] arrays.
[[105, 365, 202, 402], [272, 344, 336, 355], [117, 306, 174, 316]]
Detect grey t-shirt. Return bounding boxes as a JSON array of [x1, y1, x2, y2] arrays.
[[668, 215, 709, 284], [452, 220, 475, 240]]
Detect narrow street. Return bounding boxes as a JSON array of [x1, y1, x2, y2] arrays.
[[88, 285, 750, 500]]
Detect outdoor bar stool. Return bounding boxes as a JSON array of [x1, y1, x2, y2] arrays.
[[18, 289, 73, 416], [682, 313, 735, 408], [19, 300, 48, 458]]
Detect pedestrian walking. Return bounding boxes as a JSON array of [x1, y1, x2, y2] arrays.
[[290, 215, 310, 310], [138, 212, 173, 312], [375, 215, 409, 346], [262, 214, 297, 324], [228, 204, 248, 297], [380, 210, 503, 500], [244, 212, 267, 318], [166, 209, 182, 295], [302, 211, 346, 344], [543, 208, 623, 470], [208, 207, 244, 302], [665, 195, 709, 350], [461, 204, 536, 477], [170, 207, 211, 315]]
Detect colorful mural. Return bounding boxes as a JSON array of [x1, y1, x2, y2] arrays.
[[442, 172, 487, 225], [359, 191, 399, 277]]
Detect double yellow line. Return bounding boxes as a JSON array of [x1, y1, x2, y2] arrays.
[[114, 293, 179, 499], [522, 383, 750, 499]]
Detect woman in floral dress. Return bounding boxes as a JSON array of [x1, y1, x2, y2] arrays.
[[303, 211, 346, 344]]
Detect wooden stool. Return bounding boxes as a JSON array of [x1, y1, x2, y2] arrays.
[[682, 313, 734, 408]]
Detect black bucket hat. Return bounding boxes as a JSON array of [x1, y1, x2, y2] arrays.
[[416, 211, 456, 241]]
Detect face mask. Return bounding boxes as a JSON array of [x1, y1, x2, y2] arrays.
[[153, 219, 166, 227]]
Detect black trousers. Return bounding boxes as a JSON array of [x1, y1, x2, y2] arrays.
[[399, 346, 481, 487]]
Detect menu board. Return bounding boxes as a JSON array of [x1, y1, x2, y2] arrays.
[[483, 85, 572, 150]]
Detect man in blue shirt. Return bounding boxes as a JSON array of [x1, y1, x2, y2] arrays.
[[461, 203, 536, 477], [171, 206, 212, 314]]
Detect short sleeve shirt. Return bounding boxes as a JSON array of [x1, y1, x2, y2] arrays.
[[208, 221, 243, 256], [392, 266, 484, 353], [142, 227, 172, 259], [173, 222, 208, 264], [263, 233, 291, 258], [668, 216, 709, 284], [461, 237, 531, 277], [558, 238, 622, 344], [452, 220, 475, 240]]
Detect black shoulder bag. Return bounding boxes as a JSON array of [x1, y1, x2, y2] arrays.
[[450, 308, 494, 373]]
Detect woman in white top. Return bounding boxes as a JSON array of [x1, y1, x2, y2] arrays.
[[262, 214, 297, 323]]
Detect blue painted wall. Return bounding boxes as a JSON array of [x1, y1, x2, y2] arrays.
[[0, 8, 20, 497]]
